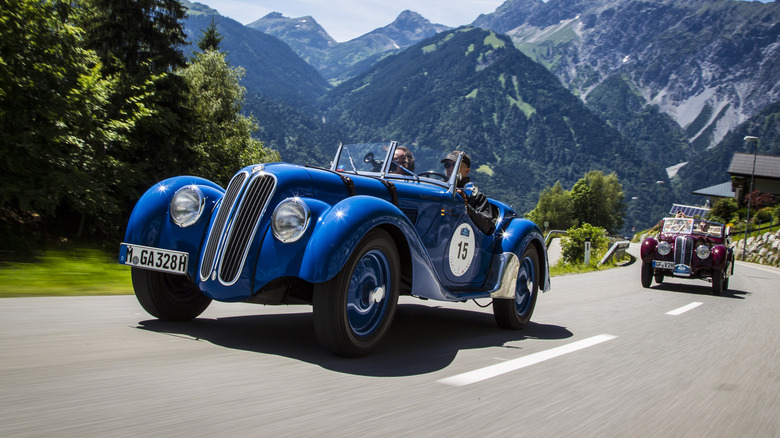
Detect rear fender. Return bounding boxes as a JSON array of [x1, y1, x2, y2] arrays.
[[497, 218, 550, 292]]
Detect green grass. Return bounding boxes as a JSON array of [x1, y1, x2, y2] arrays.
[[0, 242, 637, 297], [550, 254, 633, 277], [0, 247, 132, 297]]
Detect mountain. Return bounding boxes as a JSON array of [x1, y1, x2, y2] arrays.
[[474, 0, 780, 153], [674, 98, 780, 205], [246, 13, 336, 72], [319, 27, 669, 228], [249, 10, 451, 84], [182, 1, 329, 109]]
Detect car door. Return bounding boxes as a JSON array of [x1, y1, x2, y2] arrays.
[[423, 191, 495, 289]]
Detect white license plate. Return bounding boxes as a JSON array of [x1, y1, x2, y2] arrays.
[[653, 260, 674, 269], [120, 243, 188, 275]]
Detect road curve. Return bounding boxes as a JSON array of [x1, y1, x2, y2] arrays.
[[2, 249, 779, 436]]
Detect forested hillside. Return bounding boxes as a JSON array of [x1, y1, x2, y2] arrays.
[[319, 27, 669, 228], [1, 0, 278, 251], [183, 1, 329, 109], [476, 0, 780, 153], [5, 0, 778, 251]]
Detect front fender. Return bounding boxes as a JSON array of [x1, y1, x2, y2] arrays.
[[498, 218, 550, 292], [641, 238, 658, 263], [123, 176, 224, 278], [298, 195, 419, 283]]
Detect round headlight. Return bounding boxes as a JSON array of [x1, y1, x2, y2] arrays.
[[696, 245, 710, 260], [272, 198, 310, 243], [657, 241, 671, 256], [170, 186, 204, 227]]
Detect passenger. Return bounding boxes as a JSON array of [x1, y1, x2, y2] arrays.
[[441, 151, 495, 234], [390, 145, 415, 174]]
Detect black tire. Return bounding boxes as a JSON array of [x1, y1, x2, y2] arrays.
[[641, 262, 653, 288], [131, 268, 211, 321], [312, 229, 400, 357], [493, 245, 539, 329], [712, 269, 725, 296], [654, 272, 664, 284]]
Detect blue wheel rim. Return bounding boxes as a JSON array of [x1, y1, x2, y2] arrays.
[[515, 254, 536, 316], [346, 249, 391, 337]]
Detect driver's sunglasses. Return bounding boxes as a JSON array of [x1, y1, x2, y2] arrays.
[[443, 161, 455, 169]]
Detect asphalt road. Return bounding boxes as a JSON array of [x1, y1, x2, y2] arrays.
[[2, 248, 779, 437]]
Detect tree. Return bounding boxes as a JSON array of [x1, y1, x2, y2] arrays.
[[570, 170, 625, 234], [81, 0, 196, 186], [526, 181, 574, 231], [0, 0, 124, 240], [179, 38, 279, 184], [197, 18, 223, 53], [709, 198, 738, 224]]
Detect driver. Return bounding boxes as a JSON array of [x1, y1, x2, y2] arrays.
[[441, 151, 495, 234], [390, 146, 415, 174]]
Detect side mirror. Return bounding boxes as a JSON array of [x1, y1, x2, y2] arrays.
[[363, 152, 374, 163]]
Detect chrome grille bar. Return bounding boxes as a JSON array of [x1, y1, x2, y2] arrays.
[[674, 236, 694, 266], [218, 174, 276, 285], [199, 171, 248, 281]]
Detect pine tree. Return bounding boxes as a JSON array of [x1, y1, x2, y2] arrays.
[[197, 18, 223, 53]]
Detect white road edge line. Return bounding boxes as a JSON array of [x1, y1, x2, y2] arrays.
[[666, 302, 703, 316], [438, 334, 617, 387]]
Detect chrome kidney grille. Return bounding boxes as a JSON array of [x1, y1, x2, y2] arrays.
[[199, 171, 277, 285], [673, 236, 694, 266]]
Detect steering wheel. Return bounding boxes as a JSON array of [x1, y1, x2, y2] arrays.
[[417, 171, 448, 181]]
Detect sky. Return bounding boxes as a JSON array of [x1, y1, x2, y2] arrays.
[[193, 0, 507, 42]]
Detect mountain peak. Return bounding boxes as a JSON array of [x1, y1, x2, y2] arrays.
[[247, 12, 337, 50]]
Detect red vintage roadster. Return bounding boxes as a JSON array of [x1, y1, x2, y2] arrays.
[[640, 217, 734, 295]]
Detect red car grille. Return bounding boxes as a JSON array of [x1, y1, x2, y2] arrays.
[[673, 236, 694, 266]]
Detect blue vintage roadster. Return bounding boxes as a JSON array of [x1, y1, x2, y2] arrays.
[[120, 142, 550, 356]]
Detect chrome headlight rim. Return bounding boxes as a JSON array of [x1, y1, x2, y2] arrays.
[[272, 198, 311, 243], [170, 185, 205, 228], [696, 244, 711, 260], [657, 241, 672, 256]]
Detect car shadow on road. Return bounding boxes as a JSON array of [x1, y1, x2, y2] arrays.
[[137, 303, 572, 377], [649, 282, 748, 299]]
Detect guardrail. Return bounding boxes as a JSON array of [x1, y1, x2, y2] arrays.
[[599, 241, 631, 265], [544, 230, 568, 247]]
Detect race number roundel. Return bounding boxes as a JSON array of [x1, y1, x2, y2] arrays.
[[449, 223, 475, 276]]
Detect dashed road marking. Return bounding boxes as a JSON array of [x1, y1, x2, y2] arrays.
[[666, 302, 703, 316], [438, 334, 617, 386]]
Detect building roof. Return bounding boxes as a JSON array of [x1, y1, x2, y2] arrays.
[[727, 152, 780, 180], [692, 181, 735, 198], [669, 203, 711, 218]]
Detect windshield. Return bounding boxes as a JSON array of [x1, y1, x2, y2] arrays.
[[692, 220, 724, 238], [330, 142, 458, 187], [662, 218, 694, 234]]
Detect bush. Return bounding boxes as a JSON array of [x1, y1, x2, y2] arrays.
[[755, 207, 774, 224], [561, 223, 609, 265], [709, 198, 738, 223]]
